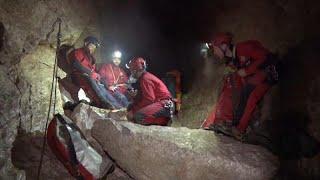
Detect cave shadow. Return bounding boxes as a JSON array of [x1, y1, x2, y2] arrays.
[[0, 22, 4, 52], [247, 39, 320, 179], [274, 38, 320, 159]]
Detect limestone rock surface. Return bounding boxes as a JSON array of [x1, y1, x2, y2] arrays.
[[77, 105, 280, 180], [0, 0, 102, 178]]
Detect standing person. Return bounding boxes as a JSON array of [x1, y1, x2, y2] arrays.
[[98, 50, 130, 108], [69, 36, 122, 109], [203, 32, 278, 140], [126, 57, 173, 126]]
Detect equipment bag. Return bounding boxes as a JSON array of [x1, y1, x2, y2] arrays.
[[47, 114, 113, 180], [57, 44, 75, 74]]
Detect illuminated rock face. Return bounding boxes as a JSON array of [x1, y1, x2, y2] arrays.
[[0, 0, 101, 178], [77, 104, 279, 180]]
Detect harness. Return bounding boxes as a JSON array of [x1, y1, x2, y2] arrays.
[[162, 98, 174, 120], [263, 54, 279, 84], [109, 64, 122, 85]]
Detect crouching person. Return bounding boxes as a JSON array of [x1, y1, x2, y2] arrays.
[[126, 57, 173, 126], [202, 32, 278, 141], [69, 36, 122, 109]]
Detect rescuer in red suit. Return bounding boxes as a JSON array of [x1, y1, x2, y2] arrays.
[[98, 51, 130, 108], [126, 57, 173, 126], [203, 32, 278, 140], [69, 36, 122, 109]]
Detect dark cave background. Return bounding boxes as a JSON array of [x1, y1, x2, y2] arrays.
[[1, 0, 320, 179], [95, 1, 320, 178]]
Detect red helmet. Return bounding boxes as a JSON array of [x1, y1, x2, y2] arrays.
[[211, 32, 233, 46], [126, 57, 146, 71]]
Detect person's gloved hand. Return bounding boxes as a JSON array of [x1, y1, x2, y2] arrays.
[[90, 72, 101, 81], [108, 85, 117, 91], [237, 69, 247, 77], [224, 66, 237, 74]]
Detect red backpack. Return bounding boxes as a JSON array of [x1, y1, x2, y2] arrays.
[[47, 114, 114, 180]]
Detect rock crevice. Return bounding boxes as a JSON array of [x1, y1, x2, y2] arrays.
[[0, 22, 4, 52]]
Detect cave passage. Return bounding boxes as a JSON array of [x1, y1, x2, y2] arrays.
[[2, 0, 320, 179]]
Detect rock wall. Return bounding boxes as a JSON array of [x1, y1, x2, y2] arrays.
[[0, 0, 102, 178], [185, 0, 320, 178], [193, 0, 320, 87], [189, 0, 320, 85], [213, 0, 320, 54]]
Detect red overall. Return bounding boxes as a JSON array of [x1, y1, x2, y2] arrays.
[[130, 72, 172, 126], [202, 73, 244, 128], [203, 40, 271, 133], [235, 40, 271, 133], [69, 48, 101, 105], [98, 63, 128, 94]]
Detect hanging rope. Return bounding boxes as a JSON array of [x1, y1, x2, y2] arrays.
[[37, 17, 62, 180], [53, 18, 62, 114]]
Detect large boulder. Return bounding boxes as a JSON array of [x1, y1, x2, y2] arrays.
[[67, 103, 131, 179], [67, 103, 127, 157], [73, 104, 280, 180]]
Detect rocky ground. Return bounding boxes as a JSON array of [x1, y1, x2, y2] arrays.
[[15, 103, 277, 180]]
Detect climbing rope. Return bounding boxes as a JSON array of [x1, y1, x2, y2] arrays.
[[37, 17, 62, 180]]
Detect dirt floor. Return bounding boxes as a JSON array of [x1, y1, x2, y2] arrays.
[[171, 62, 226, 129], [171, 91, 215, 128]]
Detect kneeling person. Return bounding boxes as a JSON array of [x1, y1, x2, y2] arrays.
[[127, 57, 173, 126]]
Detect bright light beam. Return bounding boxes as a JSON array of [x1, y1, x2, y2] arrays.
[[113, 50, 122, 58]]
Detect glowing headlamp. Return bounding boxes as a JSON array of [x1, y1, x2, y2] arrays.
[[112, 50, 122, 59], [200, 43, 211, 58]]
